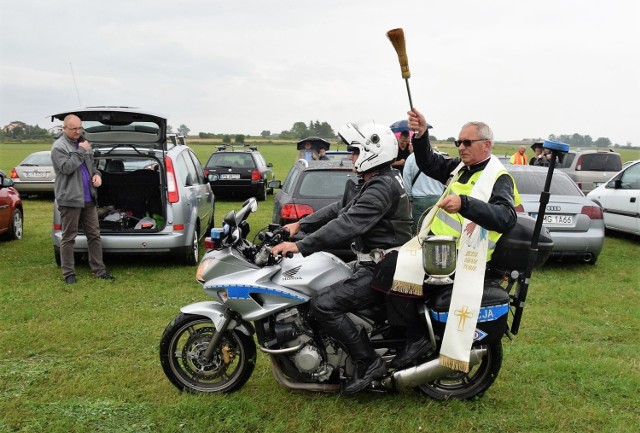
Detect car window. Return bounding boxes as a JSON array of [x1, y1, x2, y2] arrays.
[[579, 154, 622, 171], [619, 163, 640, 189], [187, 150, 206, 184], [281, 165, 301, 194], [511, 171, 582, 196], [175, 152, 199, 186], [21, 153, 52, 165], [561, 153, 575, 168], [297, 171, 357, 198], [207, 153, 254, 168]]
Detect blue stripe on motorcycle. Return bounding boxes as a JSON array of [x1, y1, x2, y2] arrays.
[[225, 285, 307, 302], [430, 303, 509, 323]]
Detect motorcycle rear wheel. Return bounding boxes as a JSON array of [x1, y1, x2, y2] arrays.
[[159, 313, 256, 393], [415, 341, 503, 400]]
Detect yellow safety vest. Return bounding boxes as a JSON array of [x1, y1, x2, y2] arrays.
[[430, 169, 521, 260]]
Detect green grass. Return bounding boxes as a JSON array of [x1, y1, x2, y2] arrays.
[[1, 142, 639, 433]]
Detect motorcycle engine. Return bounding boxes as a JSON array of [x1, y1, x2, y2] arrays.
[[273, 308, 338, 381]]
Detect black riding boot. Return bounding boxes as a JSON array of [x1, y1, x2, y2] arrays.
[[342, 328, 387, 394]]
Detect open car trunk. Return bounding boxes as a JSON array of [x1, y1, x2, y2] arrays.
[[95, 157, 166, 233]]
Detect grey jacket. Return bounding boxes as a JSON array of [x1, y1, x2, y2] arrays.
[[51, 134, 100, 207], [296, 165, 413, 256]]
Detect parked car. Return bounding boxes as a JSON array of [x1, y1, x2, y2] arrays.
[[10, 150, 56, 197], [270, 159, 357, 259], [325, 150, 352, 161], [496, 154, 511, 165], [203, 144, 274, 201], [50, 107, 215, 265], [0, 169, 23, 240], [557, 149, 623, 193], [506, 165, 604, 264], [587, 160, 640, 236]]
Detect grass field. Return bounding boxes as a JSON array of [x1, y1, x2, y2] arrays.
[[0, 142, 639, 433]]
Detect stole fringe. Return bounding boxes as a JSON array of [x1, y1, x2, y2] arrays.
[[391, 280, 423, 296], [439, 354, 470, 373]]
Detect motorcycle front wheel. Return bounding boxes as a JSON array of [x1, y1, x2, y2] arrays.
[[415, 340, 503, 400], [159, 313, 256, 393]]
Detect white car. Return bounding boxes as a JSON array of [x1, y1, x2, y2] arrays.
[[587, 160, 640, 236]]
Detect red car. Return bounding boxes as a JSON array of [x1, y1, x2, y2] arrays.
[[0, 169, 23, 240]]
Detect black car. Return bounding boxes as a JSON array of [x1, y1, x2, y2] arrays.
[[204, 145, 274, 201], [270, 159, 357, 259]]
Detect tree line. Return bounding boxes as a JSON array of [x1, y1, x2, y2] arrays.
[[3, 120, 632, 148]]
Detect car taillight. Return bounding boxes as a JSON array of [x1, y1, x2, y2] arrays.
[[165, 156, 179, 203], [204, 168, 210, 177], [10, 168, 18, 178], [515, 204, 525, 213], [581, 205, 603, 220], [575, 155, 582, 171], [281, 204, 314, 222], [251, 169, 261, 181]]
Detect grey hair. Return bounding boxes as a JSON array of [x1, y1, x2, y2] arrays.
[[462, 121, 494, 144]]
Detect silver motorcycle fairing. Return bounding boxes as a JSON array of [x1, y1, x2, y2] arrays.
[[273, 252, 352, 296], [201, 249, 352, 322], [180, 301, 254, 337]]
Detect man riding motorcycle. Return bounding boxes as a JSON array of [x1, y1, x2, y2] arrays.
[[272, 122, 413, 393], [384, 109, 521, 370]]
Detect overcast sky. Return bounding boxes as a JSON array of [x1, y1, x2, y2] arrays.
[[1, 0, 638, 145]]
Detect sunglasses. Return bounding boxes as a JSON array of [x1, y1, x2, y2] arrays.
[[454, 138, 486, 148]]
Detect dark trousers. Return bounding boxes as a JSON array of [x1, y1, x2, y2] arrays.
[[310, 263, 384, 362], [386, 295, 427, 341], [59, 202, 106, 278]]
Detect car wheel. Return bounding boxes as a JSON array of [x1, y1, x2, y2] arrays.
[[8, 208, 23, 240], [256, 182, 267, 201], [184, 226, 199, 265], [54, 245, 61, 266]]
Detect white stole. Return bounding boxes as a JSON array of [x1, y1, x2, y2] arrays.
[[392, 156, 504, 372]]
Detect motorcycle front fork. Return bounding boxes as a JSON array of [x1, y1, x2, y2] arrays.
[[203, 307, 234, 360]]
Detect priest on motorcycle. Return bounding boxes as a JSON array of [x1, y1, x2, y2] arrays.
[[383, 109, 520, 372], [272, 122, 413, 393]]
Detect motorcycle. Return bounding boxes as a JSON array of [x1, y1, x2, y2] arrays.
[[159, 142, 567, 399]]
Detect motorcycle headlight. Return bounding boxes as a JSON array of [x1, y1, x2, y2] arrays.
[[196, 256, 217, 283], [421, 235, 457, 285]]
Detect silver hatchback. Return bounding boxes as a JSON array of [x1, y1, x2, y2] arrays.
[[51, 107, 215, 265]]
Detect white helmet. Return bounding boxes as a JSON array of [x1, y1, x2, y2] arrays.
[[338, 122, 398, 173]]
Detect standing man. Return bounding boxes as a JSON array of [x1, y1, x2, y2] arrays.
[[272, 122, 413, 393], [390, 130, 412, 174], [403, 152, 445, 234], [509, 145, 528, 165], [382, 109, 519, 370], [51, 114, 115, 284]]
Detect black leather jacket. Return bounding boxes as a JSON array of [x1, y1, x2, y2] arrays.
[[296, 165, 413, 256], [412, 134, 517, 233]]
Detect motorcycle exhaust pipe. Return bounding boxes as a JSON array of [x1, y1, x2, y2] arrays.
[[268, 355, 341, 393], [380, 347, 487, 389]]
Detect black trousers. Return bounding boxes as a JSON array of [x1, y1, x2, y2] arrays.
[[385, 295, 427, 340], [310, 262, 384, 362]]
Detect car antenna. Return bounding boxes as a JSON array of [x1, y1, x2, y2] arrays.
[[69, 62, 83, 107]]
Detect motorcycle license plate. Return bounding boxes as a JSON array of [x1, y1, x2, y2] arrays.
[[531, 213, 573, 225], [220, 174, 240, 180]]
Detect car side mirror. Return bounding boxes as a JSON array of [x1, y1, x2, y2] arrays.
[[613, 179, 622, 189], [1, 177, 13, 188], [268, 180, 281, 189]]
